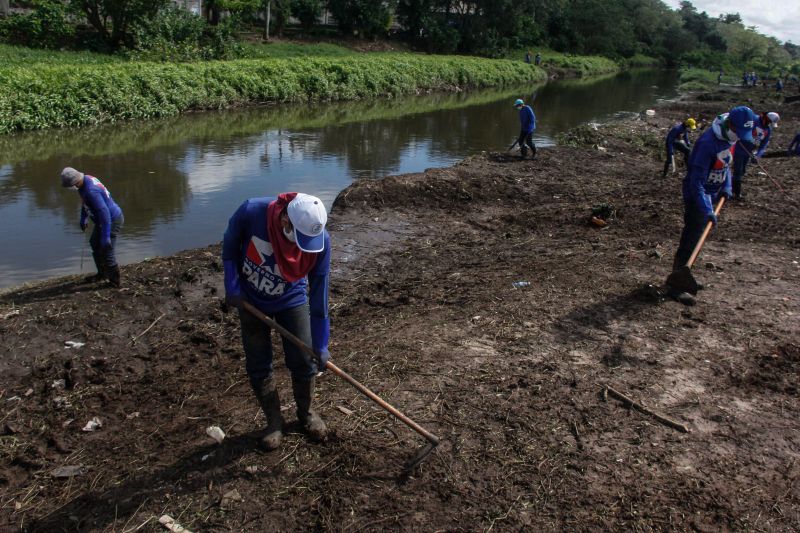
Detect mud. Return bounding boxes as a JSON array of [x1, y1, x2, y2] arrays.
[[1, 85, 799, 531]]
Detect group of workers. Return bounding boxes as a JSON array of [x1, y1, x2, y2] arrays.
[[661, 105, 799, 305], [54, 91, 796, 449]]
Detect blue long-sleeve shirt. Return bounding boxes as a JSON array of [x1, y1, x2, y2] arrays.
[[519, 105, 536, 134], [665, 123, 691, 155], [789, 133, 800, 156], [753, 116, 773, 158], [222, 197, 330, 354], [682, 127, 734, 217], [78, 176, 123, 244]]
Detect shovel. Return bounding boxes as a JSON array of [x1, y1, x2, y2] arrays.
[[507, 139, 519, 151], [241, 301, 440, 472], [665, 197, 725, 295]]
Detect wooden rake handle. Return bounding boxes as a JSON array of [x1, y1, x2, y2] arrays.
[[687, 197, 725, 268], [241, 301, 440, 446]]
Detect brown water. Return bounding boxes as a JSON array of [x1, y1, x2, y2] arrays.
[[0, 69, 678, 288]]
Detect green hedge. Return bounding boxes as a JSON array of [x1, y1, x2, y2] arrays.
[[0, 54, 545, 133]]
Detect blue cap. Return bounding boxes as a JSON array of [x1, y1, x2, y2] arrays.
[[728, 106, 755, 143], [514, 99, 524, 107]]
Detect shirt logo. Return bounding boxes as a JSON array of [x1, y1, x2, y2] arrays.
[[243, 236, 285, 297]]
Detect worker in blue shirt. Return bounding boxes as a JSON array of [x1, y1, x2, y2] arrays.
[[60, 167, 124, 287], [513, 98, 537, 160], [662, 118, 696, 177], [223, 192, 330, 450], [732, 111, 779, 199], [666, 106, 756, 305]]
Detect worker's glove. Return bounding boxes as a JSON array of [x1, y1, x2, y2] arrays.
[[100, 236, 112, 249], [707, 213, 718, 226], [720, 190, 733, 200], [80, 221, 87, 232], [314, 348, 330, 373], [225, 292, 244, 310]]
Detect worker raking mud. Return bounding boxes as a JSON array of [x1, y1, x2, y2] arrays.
[[513, 98, 537, 160], [60, 167, 124, 288], [222, 192, 330, 450], [665, 106, 756, 306], [732, 111, 779, 199], [662, 118, 696, 177]]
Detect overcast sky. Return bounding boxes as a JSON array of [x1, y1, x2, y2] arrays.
[[662, 0, 800, 44]]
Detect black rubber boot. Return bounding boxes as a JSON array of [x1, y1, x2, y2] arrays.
[[252, 378, 283, 451], [107, 265, 121, 288], [292, 377, 327, 441], [666, 286, 696, 306], [84, 271, 104, 283]]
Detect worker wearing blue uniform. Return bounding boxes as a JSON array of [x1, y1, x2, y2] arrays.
[[732, 111, 779, 199], [666, 106, 756, 305], [223, 192, 330, 450], [61, 167, 124, 287], [514, 98, 537, 160], [662, 118, 696, 177]]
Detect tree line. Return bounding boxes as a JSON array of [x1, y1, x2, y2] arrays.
[[1, 0, 797, 72]]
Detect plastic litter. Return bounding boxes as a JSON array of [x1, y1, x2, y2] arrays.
[[64, 341, 85, 349], [206, 426, 225, 444], [51, 465, 85, 478], [512, 281, 531, 289], [82, 417, 102, 432]]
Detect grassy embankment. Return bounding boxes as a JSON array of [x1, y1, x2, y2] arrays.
[[507, 49, 660, 76], [0, 42, 545, 134]]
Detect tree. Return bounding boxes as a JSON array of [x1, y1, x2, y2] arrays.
[[291, 0, 321, 33], [73, 0, 168, 48], [0, 0, 9, 18], [328, 0, 396, 39]]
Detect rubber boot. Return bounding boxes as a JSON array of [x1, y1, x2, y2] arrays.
[[252, 377, 283, 450], [519, 145, 528, 160], [86, 254, 105, 283], [292, 377, 327, 441], [666, 286, 696, 306], [107, 265, 121, 288]]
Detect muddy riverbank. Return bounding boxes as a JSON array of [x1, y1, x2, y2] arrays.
[[1, 86, 798, 531]]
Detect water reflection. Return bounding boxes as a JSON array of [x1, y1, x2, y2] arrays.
[[0, 69, 677, 287]]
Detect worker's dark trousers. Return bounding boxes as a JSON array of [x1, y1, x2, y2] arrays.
[[732, 146, 752, 197], [672, 202, 707, 270], [89, 215, 123, 274], [239, 303, 317, 386], [517, 130, 536, 158], [662, 141, 691, 175]]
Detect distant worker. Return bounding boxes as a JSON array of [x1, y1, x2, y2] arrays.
[[534, 52, 542, 66], [223, 192, 330, 450], [717, 69, 723, 85], [665, 106, 755, 305], [513, 98, 537, 160], [776, 78, 784, 95], [742, 72, 748, 86], [732, 111, 779, 199], [60, 167, 124, 287], [788, 131, 800, 157], [525, 50, 531, 64], [662, 118, 697, 177]]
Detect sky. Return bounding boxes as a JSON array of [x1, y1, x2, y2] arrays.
[[662, 0, 800, 44]]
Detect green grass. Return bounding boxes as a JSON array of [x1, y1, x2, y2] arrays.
[[0, 43, 122, 66], [0, 50, 545, 133], [508, 48, 620, 77], [678, 67, 728, 91]]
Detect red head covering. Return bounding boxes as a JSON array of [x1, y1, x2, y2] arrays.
[[267, 192, 319, 283]]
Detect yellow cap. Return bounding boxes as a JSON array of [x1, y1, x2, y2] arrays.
[[684, 118, 697, 130]]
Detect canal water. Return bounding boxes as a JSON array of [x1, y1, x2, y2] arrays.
[[0, 69, 678, 288]]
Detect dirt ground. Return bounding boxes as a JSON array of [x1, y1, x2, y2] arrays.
[[1, 86, 799, 532]]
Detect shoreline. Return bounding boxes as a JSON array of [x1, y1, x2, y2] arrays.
[[1, 87, 798, 530]]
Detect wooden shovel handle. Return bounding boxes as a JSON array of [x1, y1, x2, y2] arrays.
[[687, 197, 725, 267], [241, 301, 440, 445]]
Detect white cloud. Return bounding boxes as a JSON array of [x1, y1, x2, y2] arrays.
[[663, 0, 800, 43]]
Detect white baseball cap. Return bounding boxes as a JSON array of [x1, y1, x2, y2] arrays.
[[766, 112, 780, 127], [287, 193, 327, 253]]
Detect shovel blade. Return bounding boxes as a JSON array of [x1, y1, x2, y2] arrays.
[[665, 266, 699, 295], [403, 442, 438, 473]]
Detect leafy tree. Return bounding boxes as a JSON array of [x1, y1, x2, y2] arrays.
[[328, 0, 396, 39], [72, 0, 168, 48], [291, 0, 321, 33]]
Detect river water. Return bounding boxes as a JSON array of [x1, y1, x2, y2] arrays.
[[0, 69, 678, 288]]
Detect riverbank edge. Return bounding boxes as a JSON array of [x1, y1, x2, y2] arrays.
[[0, 54, 547, 134]]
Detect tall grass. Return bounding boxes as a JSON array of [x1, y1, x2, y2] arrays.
[[507, 48, 620, 77], [0, 53, 545, 133]]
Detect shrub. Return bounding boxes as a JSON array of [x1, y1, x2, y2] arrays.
[[0, 0, 75, 49]]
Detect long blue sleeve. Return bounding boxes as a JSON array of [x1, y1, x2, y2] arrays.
[[519, 106, 535, 133], [308, 234, 331, 355], [686, 148, 714, 216], [223, 260, 241, 298], [756, 128, 771, 157], [79, 205, 88, 228]]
